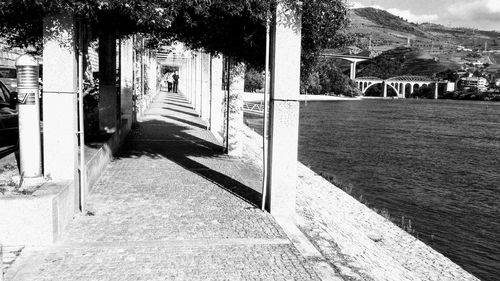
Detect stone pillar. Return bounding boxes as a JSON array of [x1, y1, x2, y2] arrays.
[[224, 62, 245, 157], [196, 54, 203, 116], [42, 14, 79, 211], [265, 1, 301, 217], [192, 56, 196, 108], [201, 53, 211, 122], [210, 55, 225, 144], [383, 82, 388, 98], [120, 38, 134, 122], [98, 29, 118, 133]]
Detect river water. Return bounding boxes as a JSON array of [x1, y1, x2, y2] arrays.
[[245, 99, 500, 281]]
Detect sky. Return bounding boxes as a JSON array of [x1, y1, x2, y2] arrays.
[[349, 0, 500, 31]]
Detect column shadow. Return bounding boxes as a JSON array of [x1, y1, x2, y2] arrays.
[[115, 119, 262, 207]]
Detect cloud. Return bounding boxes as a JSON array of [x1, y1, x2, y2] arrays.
[[386, 8, 438, 23], [350, 1, 384, 10], [447, 0, 500, 21]]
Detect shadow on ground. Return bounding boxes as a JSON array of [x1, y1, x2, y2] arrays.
[[115, 116, 262, 208]]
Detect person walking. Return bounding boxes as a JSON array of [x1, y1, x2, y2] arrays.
[[172, 71, 179, 93], [167, 72, 173, 92]]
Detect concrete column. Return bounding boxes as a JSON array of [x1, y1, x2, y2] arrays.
[[265, 1, 301, 217], [196, 54, 203, 116], [434, 82, 439, 99], [192, 56, 196, 108], [98, 29, 118, 133], [383, 82, 388, 98], [350, 61, 357, 80], [224, 62, 245, 157], [410, 83, 415, 94], [402, 83, 406, 98], [120, 38, 134, 122], [210, 55, 225, 144], [42, 14, 78, 188], [201, 53, 211, 122]]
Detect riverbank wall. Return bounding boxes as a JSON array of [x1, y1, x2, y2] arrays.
[[239, 124, 479, 281]]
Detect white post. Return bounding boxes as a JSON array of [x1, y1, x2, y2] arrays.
[[265, 1, 302, 217], [15, 55, 42, 178], [383, 82, 388, 98]]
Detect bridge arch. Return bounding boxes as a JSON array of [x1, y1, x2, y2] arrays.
[[363, 82, 399, 96]]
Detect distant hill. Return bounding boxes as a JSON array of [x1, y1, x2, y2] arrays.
[[346, 7, 500, 77], [349, 7, 500, 52]]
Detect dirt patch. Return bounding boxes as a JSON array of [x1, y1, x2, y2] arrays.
[[0, 153, 41, 197]]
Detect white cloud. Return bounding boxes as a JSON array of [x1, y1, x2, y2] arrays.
[[386, 8, 438, 23], [447, 0, 500, 20], [349, 1, 384, 10]]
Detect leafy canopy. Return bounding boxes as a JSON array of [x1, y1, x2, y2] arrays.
[[0, 0, 351, 74]]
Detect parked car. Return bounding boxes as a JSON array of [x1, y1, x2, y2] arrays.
[[0, 66, 17, 92], [0, 80, 18, 158]]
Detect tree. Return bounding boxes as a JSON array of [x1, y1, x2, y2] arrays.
[[244, 68, 264, 92], [304, 58, 361, 96]]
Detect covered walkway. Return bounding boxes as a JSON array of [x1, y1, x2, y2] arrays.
[[5, 90, 329, 280]]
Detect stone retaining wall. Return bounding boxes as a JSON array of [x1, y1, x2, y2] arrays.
[[240, 125, 479, 281]]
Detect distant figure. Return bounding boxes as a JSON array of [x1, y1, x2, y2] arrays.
[[167, 73, 173, 92], [172, 71, 179, 93]]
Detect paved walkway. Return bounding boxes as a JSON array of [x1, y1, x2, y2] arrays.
[[6, 91, 329, 280]]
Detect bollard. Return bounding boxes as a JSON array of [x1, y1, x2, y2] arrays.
[[15, 55, 42, 178]]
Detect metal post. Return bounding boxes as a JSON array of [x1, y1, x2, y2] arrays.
[[16, 54, 42, 178], [262, 14, 271, 210], [78, 21, 86, 212]]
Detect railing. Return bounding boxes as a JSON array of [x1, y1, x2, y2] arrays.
[[243, 101, 265, 115]]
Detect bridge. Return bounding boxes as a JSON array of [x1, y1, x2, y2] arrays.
[[321, 53, 370, 79], [355, 75, 440, 99]]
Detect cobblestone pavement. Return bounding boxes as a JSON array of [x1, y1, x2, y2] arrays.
[[5, 91, 327, 281]]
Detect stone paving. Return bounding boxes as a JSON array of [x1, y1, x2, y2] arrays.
[[5, 91, 327, 281]]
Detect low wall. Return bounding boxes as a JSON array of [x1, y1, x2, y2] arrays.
[[85, 117, 132, 195], [239, 125, 479, 281], [0, 180, 74, 246]]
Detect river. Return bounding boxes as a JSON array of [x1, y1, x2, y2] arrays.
[[244, 99, 500, 281]]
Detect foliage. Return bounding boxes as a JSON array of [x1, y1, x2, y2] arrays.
[[244, 68, 264, 92], [303, 58, 360, 96], [410, 84, 434, 99], [358, 47, 417, 79], [0, 0, 351, 81], [436, 69, 460, 82], [441, 90, 500, 101]]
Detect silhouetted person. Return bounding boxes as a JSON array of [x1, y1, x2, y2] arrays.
[[173, 71, 179, 93]]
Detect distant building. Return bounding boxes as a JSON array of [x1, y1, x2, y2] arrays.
[[460, 77, 488, 91]]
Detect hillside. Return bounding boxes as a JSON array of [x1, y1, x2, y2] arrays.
[[349, 8, 500, 52], [346, 7, 500, 77], [356, 47, 460, 79]]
